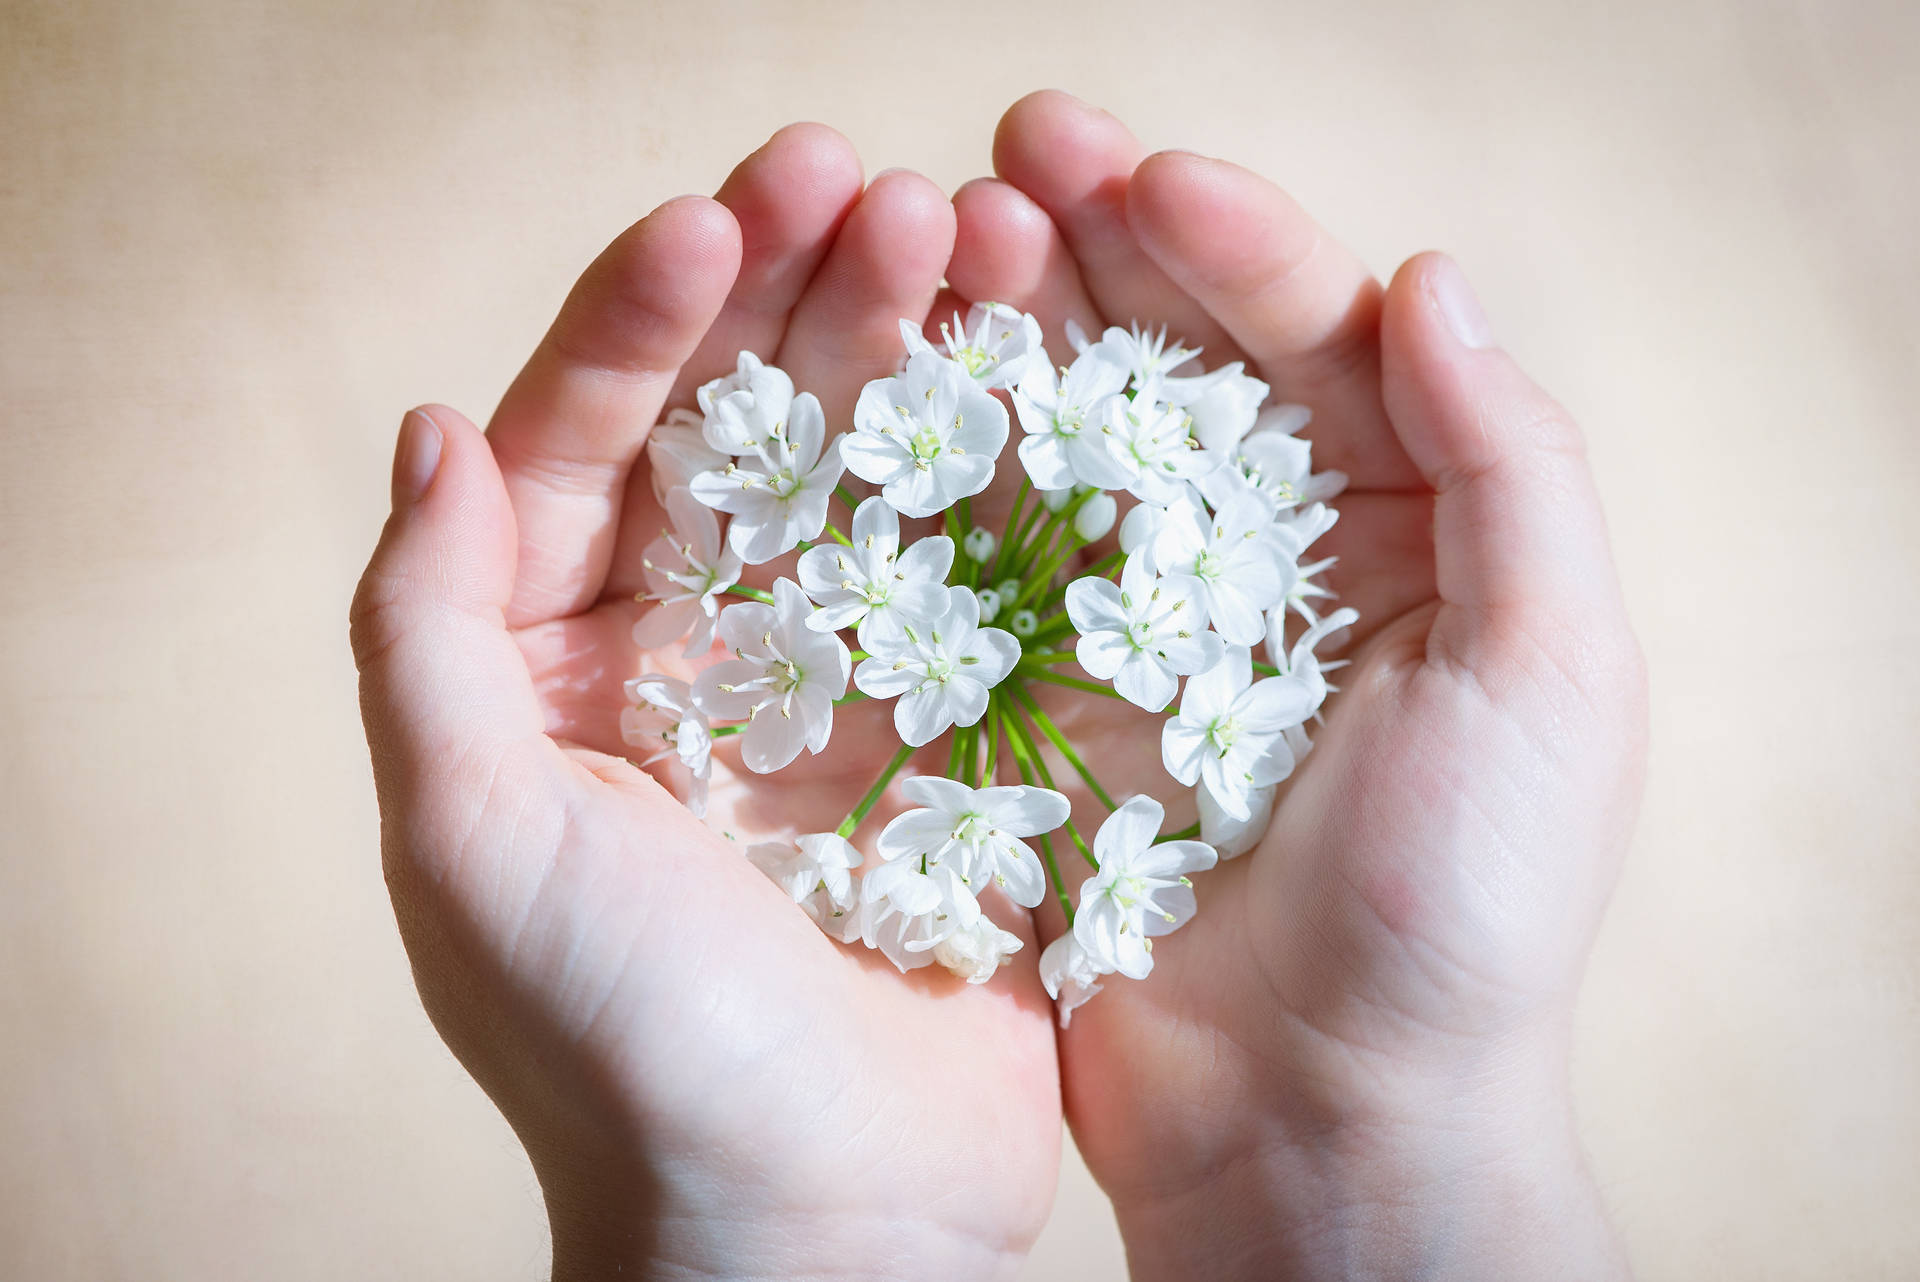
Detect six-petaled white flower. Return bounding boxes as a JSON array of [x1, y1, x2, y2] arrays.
[[746, 832, 862, 932], [932, 917, 1026, 985], [876, 777, 1069, 908], [858, 858, 981, 973], [1146, 491, 1288, 646], [1161, 646, 1321, 822], [1012, 346, 1133, 489], [632, 487, 744, 658], [697, 351, 795, 452], [692, 579, 850, 773], [1038, 934, 1109, 1027], [1079, 321, 1201, 387], [843, 351, 1009, 518], [1072, 795, 1218, 981], [619, 675, 713, 818], [796, 496, 952, 647], [902, 301, 1044, 390], [1066, 553, 1223, 712], [855, 588, 1020, 746], [1105, 393, 1218, 504], [690, 389, 844, 563], [646, 407, 727, 499]]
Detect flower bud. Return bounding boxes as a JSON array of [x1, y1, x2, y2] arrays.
[[976, 587, 1001, 623], [1041, 486, 1073, 512], [1073, 492, 1117, 542], [995, 579, 1019, 603], [1009, 608, 1039, 638], [963, 526, 995, 563]]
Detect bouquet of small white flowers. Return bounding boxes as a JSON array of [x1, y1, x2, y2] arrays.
[[623, 302, 1355, 1023]]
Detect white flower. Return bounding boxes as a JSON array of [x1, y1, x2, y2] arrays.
[[618, 675, 713, 818], [876, 777, 1070, 908], [1011, 347, 1133, 489], [1085, 323, 1201, 387], [843, 351, 1010, 518], [646, 407, 726, 499], [902, 301, 1043, 390], [858, 859, 981, 973], [1147, 492, 1287, 646], [698, 351, 795, 452], [1039, 934, 1109, 1027], [746, 832, 861, 931], [1065, 553, 1223, 712], [854, 588, 1019, 746], [1072, 795, 1217, 981], [795, 497, 952, 647], [690, 390, 844, 564], [1105, 393, 1218, 504], [932, 917, 1026, 985], [1264, 605, 1359, 699], [692, 579, 850, 773], [1199, 411, 1348, 514], [632, 487, 744, 658], [1161, 647, 1320, 822], [1163, 362, 1270, 454], [1198, 780, 1274, 861]]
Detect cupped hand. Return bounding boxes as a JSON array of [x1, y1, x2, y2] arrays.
[[350, 127, 1059, 1281], [948, 92, 1645, 1279]]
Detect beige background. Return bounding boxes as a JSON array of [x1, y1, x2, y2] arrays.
[[3, 0, 1917, 1277]]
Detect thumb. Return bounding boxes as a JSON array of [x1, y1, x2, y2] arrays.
[[1379, 253, 1634, 667], [350, 406, 549, 875]]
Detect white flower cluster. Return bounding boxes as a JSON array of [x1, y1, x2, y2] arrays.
[[622, 302, 1355, 1021]]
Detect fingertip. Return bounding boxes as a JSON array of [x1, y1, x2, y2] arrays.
[[993, 90, 1142, 198], [724, 123, 864, 231]]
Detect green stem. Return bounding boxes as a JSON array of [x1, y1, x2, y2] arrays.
[[836, 742, 915, 838], [1012, 685, 1118, 811], [1012, 536, 1086, 613], [722, 585, 775, 604], [988, 479, 1031, 581], [1252, 659, 1282, 677], [834, 484, 860, 510], [1157, 822, 1202, 843], [710, 723, 745, 738], [834, 688, 869, 705], [1019, 649, 1079, 666], [1026, 670, 1125, 701], [824, 522, 853, 548], [1001, 708, 1075, 924], [981, 702, 1001, 785], [1002, 707, 1098, 869]]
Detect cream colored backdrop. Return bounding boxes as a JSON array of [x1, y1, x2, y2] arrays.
[[3, 1, 1916, 1277]]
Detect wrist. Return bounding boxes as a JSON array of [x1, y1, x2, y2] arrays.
[[1106, 1042, 1631, 1282], [542, 1157, 1031, 1282]]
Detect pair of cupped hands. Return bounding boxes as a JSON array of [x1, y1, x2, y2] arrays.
[[350, 91, 1645, 1280]]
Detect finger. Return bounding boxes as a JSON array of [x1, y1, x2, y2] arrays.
[[488, 196, 741, 628], [948, 177, 1102, 353], [666, 123, 865, 406], [1378, 254, 1630, 653], [350, 407, 554, 884], [1125, 151, 1423, 491], [773, 168, 956, 423], [991, 90, 1236, 357]]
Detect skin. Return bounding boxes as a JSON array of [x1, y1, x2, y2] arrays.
[[351, 94, 1644, 1279]]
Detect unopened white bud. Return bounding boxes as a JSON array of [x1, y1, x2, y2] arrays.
[[963, 526, 995, 563], [1009, 608, 1039, 638], [995, 579, 1019, 602], [1073, 492, 1117, 542], [976, 587, 1001, 623], [1041, 486, 1073, 512]]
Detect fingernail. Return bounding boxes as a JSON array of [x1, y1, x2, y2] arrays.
[[391, 409, 443, 508], [1430, 255, 1494, 350]]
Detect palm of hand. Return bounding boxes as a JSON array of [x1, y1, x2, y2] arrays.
[[356, 127, 1061, 1266]]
